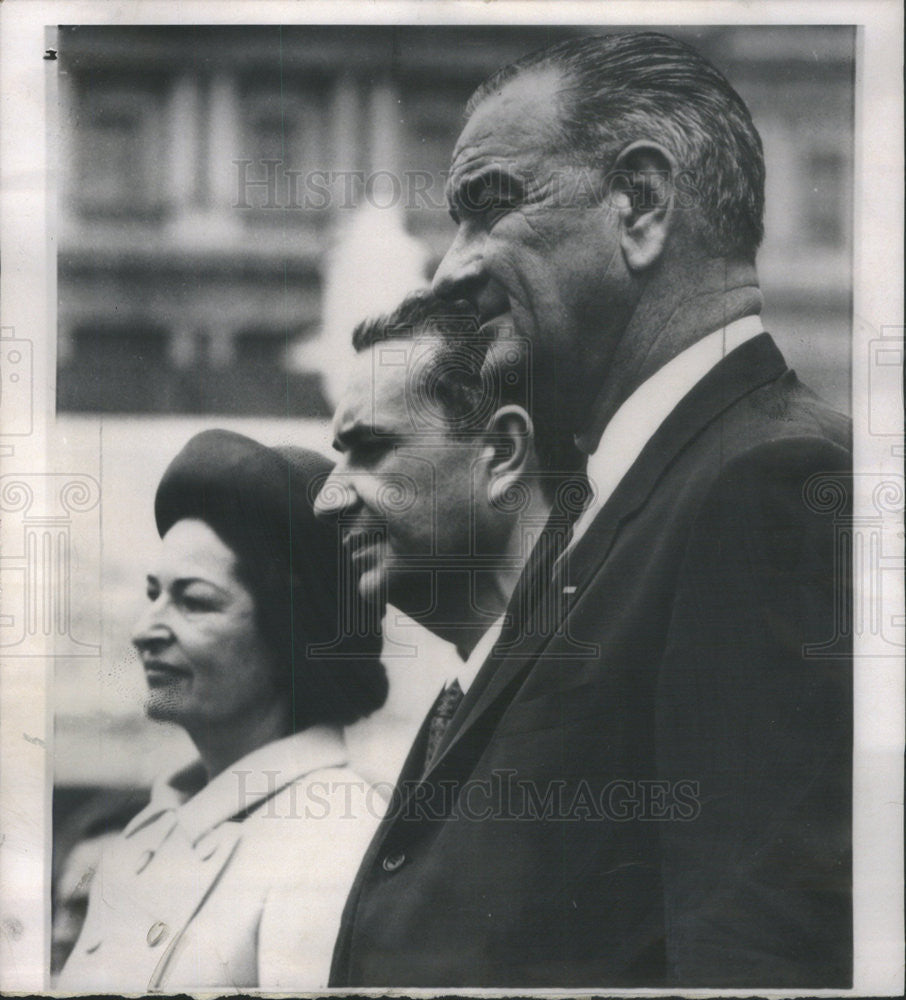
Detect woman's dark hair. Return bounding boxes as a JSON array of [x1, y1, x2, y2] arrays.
[[154, 429, 387, 731]]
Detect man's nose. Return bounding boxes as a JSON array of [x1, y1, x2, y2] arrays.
[[432, 227, 485, 302], [314, 472, 359, 521]]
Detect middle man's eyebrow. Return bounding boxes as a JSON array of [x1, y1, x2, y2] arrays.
[[334, 425, 400, 452]]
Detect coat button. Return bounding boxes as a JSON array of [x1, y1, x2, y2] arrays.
[[382, 851, 406, 873], [146, 921, 168, 947]]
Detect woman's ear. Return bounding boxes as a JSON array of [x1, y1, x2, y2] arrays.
[[482, 405, 534, 510], [608, 140, 677, 272]]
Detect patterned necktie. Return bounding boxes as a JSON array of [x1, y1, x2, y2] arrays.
[[423, 679, 464, 776]]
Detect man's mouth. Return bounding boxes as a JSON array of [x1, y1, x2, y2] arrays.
[[478, 310, 515, 338], [344, 532, 384, 564]]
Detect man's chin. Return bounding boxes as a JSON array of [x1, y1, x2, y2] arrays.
[[355, 566, 387, 609]]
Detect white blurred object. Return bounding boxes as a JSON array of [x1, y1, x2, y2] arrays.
[[292, 203, 430, 407]]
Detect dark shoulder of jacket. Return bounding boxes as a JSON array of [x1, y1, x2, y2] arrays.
[[741, 368, 852, 455]]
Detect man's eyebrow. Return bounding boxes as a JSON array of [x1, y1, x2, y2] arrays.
[[447, 164, 525, 219], [333, 424, 399, 452]]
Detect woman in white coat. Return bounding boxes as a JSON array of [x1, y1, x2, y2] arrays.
[[59, 430, 388, 993]]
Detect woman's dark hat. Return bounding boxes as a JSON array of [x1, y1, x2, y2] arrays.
[[155, 428, 330, 576], [154, 429, 386, 729]]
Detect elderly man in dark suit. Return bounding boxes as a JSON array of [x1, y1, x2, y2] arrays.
[[324, 32, 852, 989]]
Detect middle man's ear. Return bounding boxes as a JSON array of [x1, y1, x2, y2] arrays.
[[606, 140, 678, 272], [481, 405, 535, 511]]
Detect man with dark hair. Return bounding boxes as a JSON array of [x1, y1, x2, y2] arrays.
[[327, 33, 851, 989], [316, 289, 571, 673]]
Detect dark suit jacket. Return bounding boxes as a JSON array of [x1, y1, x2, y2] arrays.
[[330, 334, 852, 988]]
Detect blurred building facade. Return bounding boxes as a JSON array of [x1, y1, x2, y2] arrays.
[[56, 24, 855, 416]]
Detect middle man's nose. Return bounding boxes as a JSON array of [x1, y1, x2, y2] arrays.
[[314, 474, 359, 521]]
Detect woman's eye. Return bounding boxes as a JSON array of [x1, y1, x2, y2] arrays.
[[181, 595, 213, 612]]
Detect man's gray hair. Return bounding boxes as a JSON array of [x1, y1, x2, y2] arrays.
[[467, 32, 765, 261]]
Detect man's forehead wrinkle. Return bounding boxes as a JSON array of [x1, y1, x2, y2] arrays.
[[449, 86, 568, 208], [448, 140, 521, 193], [469, 69, 566, 145]]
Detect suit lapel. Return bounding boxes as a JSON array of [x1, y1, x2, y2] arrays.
[[562, 332, 787, 595], [347, 686, 440, 865], [426, 333, 788, 776]]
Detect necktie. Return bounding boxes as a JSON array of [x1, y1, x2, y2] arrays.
[[423, 679, 464, 776]]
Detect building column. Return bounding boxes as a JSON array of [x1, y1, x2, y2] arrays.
[[367, 78, 401, 207], [208, 72, 241, 214], [207, 326, 235, 367], [165, 74, 201, 214], [168, 325, 196, 369], [329, 73, 360, 210]]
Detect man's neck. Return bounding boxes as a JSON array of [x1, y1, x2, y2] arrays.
[[435, 491, 554, 661], [577, 255, 762, 454]]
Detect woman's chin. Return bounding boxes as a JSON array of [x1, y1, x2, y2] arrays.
[[144, 690, 188, 726]]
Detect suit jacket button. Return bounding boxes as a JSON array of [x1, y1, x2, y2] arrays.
[[146, 921, 168, 947], [382, 851, 405, 873]]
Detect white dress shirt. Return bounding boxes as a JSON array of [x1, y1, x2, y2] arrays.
[[59, 726, 383, 993], [566, 316, 764, 556], [446, 616, 506, 694], [439, 322, 761, 691]]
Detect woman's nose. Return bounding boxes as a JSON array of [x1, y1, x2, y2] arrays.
[[131, 600, 172, 651]]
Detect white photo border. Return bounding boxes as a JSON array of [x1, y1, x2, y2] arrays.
[[0, 1, 902, 995]]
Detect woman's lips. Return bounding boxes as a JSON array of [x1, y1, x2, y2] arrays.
[[143, 661, 190, 684]]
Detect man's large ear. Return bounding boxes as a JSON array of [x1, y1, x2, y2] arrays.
[[607, 140, 677, 272], [481, 405, 535, 511]]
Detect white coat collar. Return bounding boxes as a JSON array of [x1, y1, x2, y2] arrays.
[[124, 725, 347, 845]]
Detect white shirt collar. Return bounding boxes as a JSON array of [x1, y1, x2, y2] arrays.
[[448, 616, 506, 695], [124, 725, 348, 845], [568, 316, 764, 553]]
